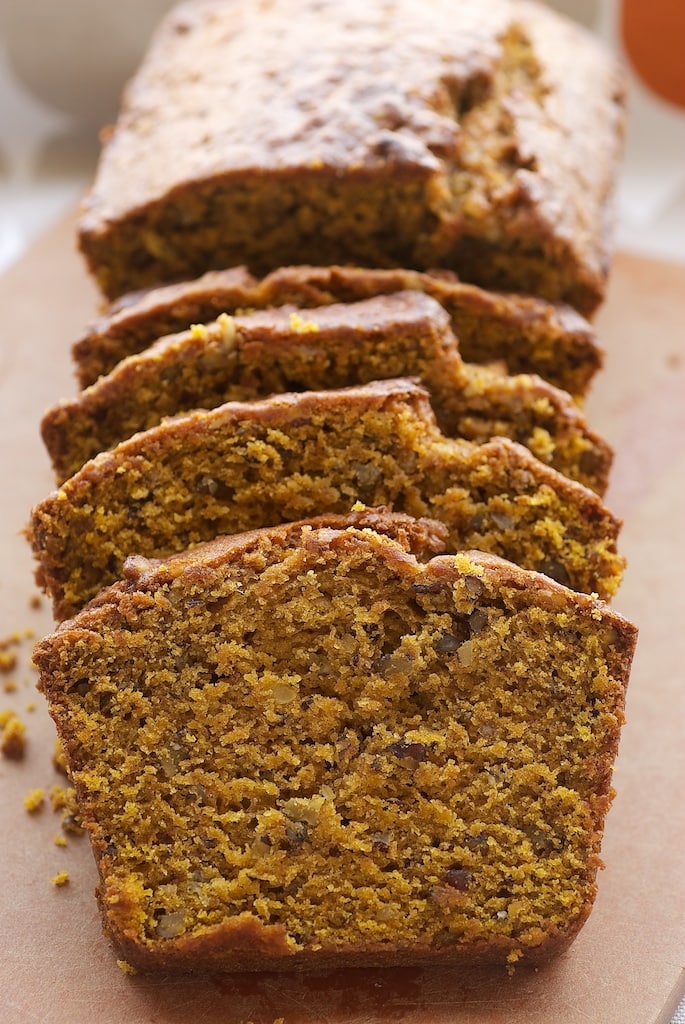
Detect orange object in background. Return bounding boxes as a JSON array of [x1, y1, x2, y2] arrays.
[[621, 0, 685, 108]]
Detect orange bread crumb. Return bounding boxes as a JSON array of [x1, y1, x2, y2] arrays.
[[24, 788, 45, 813], [1, 714, 26, 760], [0, 651, 18, 673]]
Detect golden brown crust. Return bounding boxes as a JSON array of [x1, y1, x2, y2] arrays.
[[123, 509, 449, 583], [46, 292, 612, 490], [68, 509, 449, 624], [77, 0, 625, 310], [62, 525, 632, 645], [104, 910, 581, 974], [72, 264, 603, 395], [28, 378, 624, 619]]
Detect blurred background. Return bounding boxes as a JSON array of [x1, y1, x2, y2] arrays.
[[0, 0, 684, 275]]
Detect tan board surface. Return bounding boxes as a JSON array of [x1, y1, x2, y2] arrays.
[[0, 215, 683, 1024]]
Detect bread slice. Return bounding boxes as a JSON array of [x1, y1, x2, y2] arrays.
[[34, 513, 636, 973], [73, 265, 603, 395], [28, 379, 624, 619], [77, 0, 624, 312], [45, 293, 612, 491]]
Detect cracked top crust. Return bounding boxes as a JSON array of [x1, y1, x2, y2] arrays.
[[78, 0, 625, 310]]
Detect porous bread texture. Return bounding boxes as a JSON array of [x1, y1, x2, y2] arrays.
[[44, 292, 612, 491], [34, 515, 637, 973], [28, 379, 624, 620], [77, 0, 625, 312], [72, 265, 602, 396]]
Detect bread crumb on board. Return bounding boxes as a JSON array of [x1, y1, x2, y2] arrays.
[[0, 651, 18, 674], [50, 785, 84, 835], [23, 788, 45, 813], [0, 629, 34, 651], [0, 626, 43, 756], [1, 712, 27, 760]]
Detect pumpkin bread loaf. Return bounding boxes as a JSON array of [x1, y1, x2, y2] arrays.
[[45, 293, 611, 490], [34, 514, 637, 973], [73, 265, 603, 395], [28, 379, 624, 620], [78, 0, 625, 311]]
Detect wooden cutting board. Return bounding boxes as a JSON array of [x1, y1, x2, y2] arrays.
[[1, 215, 683, 1024]]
